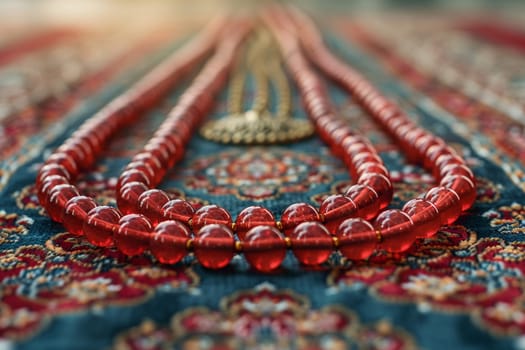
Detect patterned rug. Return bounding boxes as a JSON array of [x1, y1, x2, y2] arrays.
[[2, 4, 525, 350]]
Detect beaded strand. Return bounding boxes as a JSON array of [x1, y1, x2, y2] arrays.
[[36, 10, 476, 273]]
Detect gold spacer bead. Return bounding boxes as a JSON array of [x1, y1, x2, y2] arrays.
[[375, 229, 383, 243], [284, 236, 292, 248], [186, 239, 194, 250], [231, 222, 237, 231], [332, 236, 340, 248], [276, 221, 283, 230], [235, 240, 243, 252], [187, 218, 193, 229]]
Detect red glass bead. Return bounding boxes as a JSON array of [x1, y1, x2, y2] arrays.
[[374, 209, 415, 253], [235, 206, 276, 240], [116, 169, 151, 192], [36, 164, 70, 188], [423, 145, 454, 171], [57, 143, 93, 170], [281, 203, 320, 235], [358, 173, 393, 210], [47, 184, 80, 223], [356, 162, 389, 178], [37, 175, 69, 207], [439, 164, 474, 181], [435, 154, 465, 171], [150, 220, 190, 264], [162, 199, 195, 223], [403, 129, 427, 162], [125, 161, 156, 182], [138, 189, 170, 225], [402, 199, 440, 238], [132, 152, 163, 173], [319, 194, 358, 234], [425, 187, 462, 225], [337, 218, 377, 260], [191, 205, 232, 232], [352, 152, 382, 170], [115, 214, 152, 256], [329, 128, 353, 156], [345, 184, 380, 220], [290, 222, 333, 265], [193, 224, 235, 269], [44, 152, 78, 178], [83, 206, 121, 247], [243, 225, 286, 272], [440, 175, 476, 211], [63, 196, 97, 235], [117, 182, 148, 215], [415, 135, 444, 161]]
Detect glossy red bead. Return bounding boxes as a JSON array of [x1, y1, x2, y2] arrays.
[[358, 173, 393, 210], [243, 225, 286, 272], [83, 206, 121, 247], [115, 214, 152, 256], [138, 189, 171, 225], [132, 152, 163, 173], [36, 164, 70, 188], [337, 218, 377, 260], [193, 224, 235, 269], [374, 209, 414, 253], [415, 136, 444, 162], [37, 175, 69, 207], [162, 199, 195, 223], [191, 205, 232, 232], [402, 199, 441, 238], [117, 182, 148, 215], [345, 184, 380, 220], [44, 152, 78, 178], [290, 222, 333, 265], [116, 169, 150, 192], [150, 220, 190, 264], [63, 196, 97, 235], [423, 145, 453, 170], [356, 162, 389, 178], [424, 187, 462, 225], [319, 194, 358, 234], [439, 163, 474, 181], [235, 206, 276, 240], [57, 143, 93, 170], [125, 161, 156, 182], [281, 203, 320, 235], [47, 184, 80, 223], [440, 175, 476, 211]]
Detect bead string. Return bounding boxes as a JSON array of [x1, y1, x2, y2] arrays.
[[36, 9, 476, 273]]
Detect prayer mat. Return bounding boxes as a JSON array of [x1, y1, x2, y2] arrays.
[[1, 2, 525, 350]]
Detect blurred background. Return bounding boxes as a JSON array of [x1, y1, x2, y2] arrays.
[[1, 0, 524, 30]]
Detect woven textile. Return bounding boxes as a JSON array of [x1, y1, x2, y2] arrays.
[[2, 5, 525, 350]]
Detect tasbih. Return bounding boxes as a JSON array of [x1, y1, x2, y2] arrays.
[[36, 8, 476, 273]]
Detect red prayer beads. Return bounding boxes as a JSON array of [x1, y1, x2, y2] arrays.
[[35, 8, 476, 273]]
